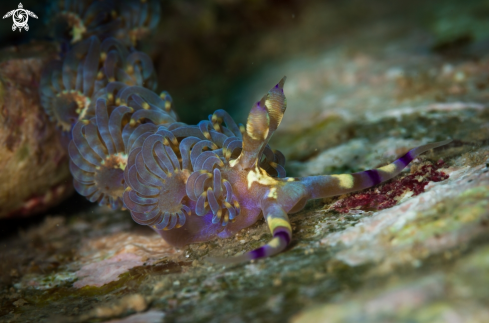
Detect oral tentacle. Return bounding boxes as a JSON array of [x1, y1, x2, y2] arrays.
[[300, 139, 453, 200]]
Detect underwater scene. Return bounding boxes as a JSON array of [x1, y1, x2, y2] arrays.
[[1, 0, 489, 322]]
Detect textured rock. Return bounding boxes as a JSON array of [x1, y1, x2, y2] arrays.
[[2, 1, 489, 322], [0, 44, 72, 219]]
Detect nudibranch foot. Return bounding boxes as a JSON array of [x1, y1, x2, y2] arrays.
[[209, 202, 291, 265], [299, 139, 453, 200]]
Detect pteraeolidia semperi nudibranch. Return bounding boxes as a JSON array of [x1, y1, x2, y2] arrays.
[[50, 3, 451, 262], [40, 35, 157, 132], [114, 77, 451, 264]]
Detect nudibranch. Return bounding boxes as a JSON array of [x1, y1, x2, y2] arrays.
[[119, 77, 451, 264], [40, 35, 157, 132], [69, 83, 175, 209]]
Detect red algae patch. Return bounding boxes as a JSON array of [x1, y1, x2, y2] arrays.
[[328, 159, 449, 213], [321, 164, 489, 268]]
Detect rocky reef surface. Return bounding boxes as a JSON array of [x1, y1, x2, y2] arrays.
[[1, 0, 489, 322], [0, 43, 72, 219]]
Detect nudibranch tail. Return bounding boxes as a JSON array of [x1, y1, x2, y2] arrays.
[[209, 202, 292, 265], [300, 139, 453, 200]]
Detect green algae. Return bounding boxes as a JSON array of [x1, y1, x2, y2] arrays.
[[389, 186, 489, 247], [353, 111, 489, 144], [293, 241, 489, 323]]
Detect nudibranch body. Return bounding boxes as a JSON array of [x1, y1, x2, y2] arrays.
[[119, 77, 451, 264]]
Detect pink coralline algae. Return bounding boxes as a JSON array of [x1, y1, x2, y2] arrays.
[[329, 159, 449, 213]]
